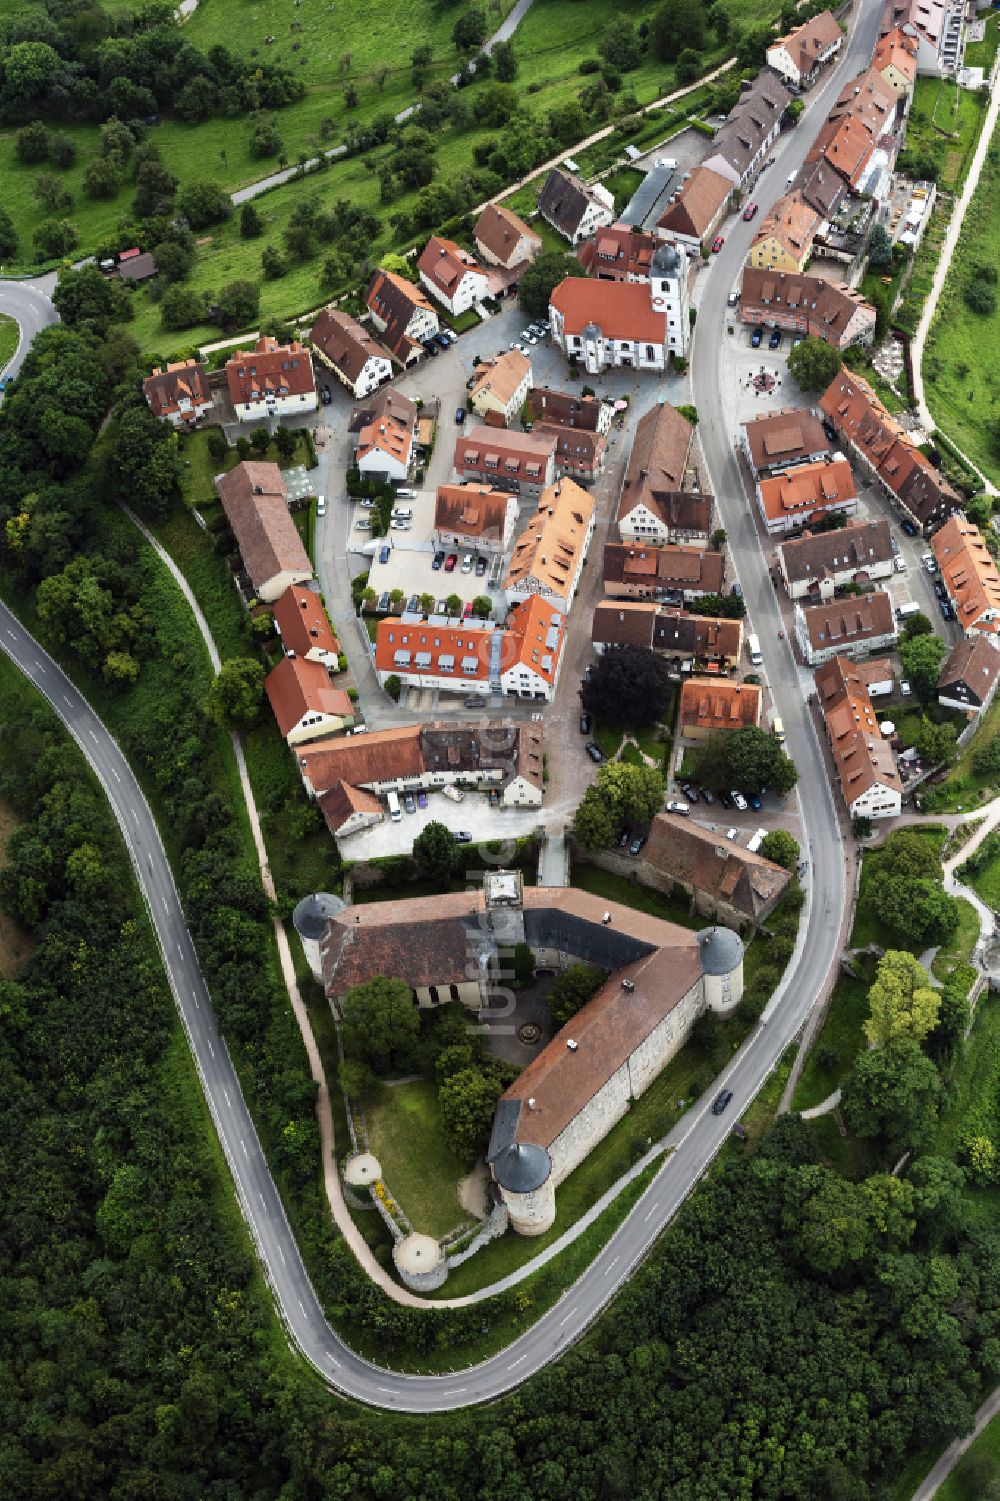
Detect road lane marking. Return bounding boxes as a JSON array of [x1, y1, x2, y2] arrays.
[[278, 1246, 286, 1265], [240, 1138, 248, 1157], [192, 991, 199, 1009], [176, 943, 183, 958], [224, 1090, 231, 1107], [259, 1194, 267, 1212], [326, 1351, 340, 1368], [207, 1039, 214, 1057], [605, 1256, 619, 1276], [507, 1354, 527, 1370], [89, 730, 98, 742], [644, 1205, 659, 1223], [444, 1388, 466, 1396], [297, 1299, 306, 1316], [112, 768, 120, 782], [162, 897, 169, 912], [377, 1387, 395, 1394], [559, 1307, 577, 1327]]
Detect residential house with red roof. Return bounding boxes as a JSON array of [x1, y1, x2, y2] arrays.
[[347, 385, 416, 483], [815, 654, 901, 818], [755, 457, 857, 535], [932, 515, 1000, 645], [453, 425, 557, 496], [474, 203, 541, 269], [418, 236, 490, 315], [225, 337, 317, 423], [679, 679, 763, 740], [310, 307, 393, 399], [375, 595, 567, 701], [872, 26, 919, 96], [767, 9, 843, 88], [739, 268, 876, 348], [264, 656, 355, 747], [592, 601, 743, 671], [433, 485, 518, 557], [503, 478, 595, 616], [469, 350, 533, 426], [142, 359, 213, 428], [655, 165, 733, 253], [365, 268, 440, 365], [603, 542, 725, 602], [272, 586, 341, 669], [215, 462, 312, 603]]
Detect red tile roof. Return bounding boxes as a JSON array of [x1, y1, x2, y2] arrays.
[[264, 655, 353, 738], [226, 336, 315, 406], [679, 678, 762, 733], [550, 278, 666, 342], [757, 458, 856, 524], [272, 586, 340, 659], [142, 359, 211, 418], [215, 462, 311, 593], [474, 202, 541, 266], [418, 236, 487, 297]]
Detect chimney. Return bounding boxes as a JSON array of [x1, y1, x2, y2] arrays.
[[567, 1039, 578, 1051], [621, 978, 635, 993], [528, 1097, 537, 1110]]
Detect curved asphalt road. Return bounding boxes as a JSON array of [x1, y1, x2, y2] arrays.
[[0, 276, 58, 387], [0, 3, 881, 1412]]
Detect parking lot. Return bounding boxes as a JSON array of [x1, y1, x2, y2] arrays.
[[351, 490, 504, 609], [342, 785, 543, 859]]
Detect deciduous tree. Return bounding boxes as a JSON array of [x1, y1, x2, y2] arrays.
[[863, 950, 941, 1048], [205, 658, 264, 728], [341, 975, 421, 1072]]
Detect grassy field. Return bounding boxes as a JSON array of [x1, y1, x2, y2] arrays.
[[0, 0, 783, 355], [964, 11, 1000, 72], [791, 964, 873, 1112], [901, 77, 990, 193], [0, 313, 18, 373], [927, 1411, 1000, 1501], [923, 113, 1000, 488], [241, 713, 342, 906], [366, 1079, 468, 1239], [932, 896, 981, 986]]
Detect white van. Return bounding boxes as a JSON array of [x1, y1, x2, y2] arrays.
[[748, 633, 763, 667], [395, 488, 417, 500], [391, 506, 413, 521], [772, 716, 785, 744], [895, 601, 921, 622], [747, 827, 767, 854], [386, 790, 402, 822], [442, 784, 465, 802]]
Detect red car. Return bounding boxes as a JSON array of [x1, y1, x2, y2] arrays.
[[742, 202, 758, 221], [444, 553, 458, 572], [463, 601, 474, 619], [711, 235, 725, 253]]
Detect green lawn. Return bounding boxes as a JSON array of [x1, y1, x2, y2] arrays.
[[921, 694, 1000, 812], [603, 167, 644, 215], [0, 313, 18, 373], [791, 964, 874, 1112], [241, 715, 342, 907], [570, 861, 700, 928], [928, 1409, 1000, 1501], [365, 1079, 468, 1239], [899, 76, 990, 193], [148, 503, 249, 662], [932, 896, 981, 986], [923, 113, 1000, 488], [593, 720, 624, 759], [964, 12, 1000, 71]]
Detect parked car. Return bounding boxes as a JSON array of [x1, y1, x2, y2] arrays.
[[749, 793, 762, 811], [432, 550, 445, 570], [665, 800, 690, 815], [358, 497, 376, 508], [475, 556, 488, 577], [320, 384, 332, 405], [406, 594, 419, 613], [464, 694, 487, 708], [731, 790, 748, 811], [934, 579, 947, 600], [700, 788, 715, 805], [768, 328, 782, 350], [719, 791, 735, 809], [530, 322, 549, 337], [629, 834, 647, 856], [453, 831, 473, 843], [354, 517, 372, 531], [711, 235, 725, 253], [434, 333, 451, 350], [617, 828, 631, 848], [726, 827, 740, 841], [901, 518, 918, 537], [585, 742, 603, 763], [922, 552, 938, 573], [751, 326, 764, 348], [681, 783, 700, 802], [579, 711, 592, 734], [939, 598, 954, 621], [403, 793, 416, 814], [712, 1089, 734, 1115], [423, 339, 439, 357], [378, 545, 390, 564], [442, 784, 465, 801], [890, 536, 900, 555], [520, 330, 538, 344], [391, 518, 410, 530], [316, 495, 326, 517], [894, 556, 907, 573], [455, 406, 466, 424], [463, 601, 474, 619], [444, 553, 458, 572], [417, 791, 428, 809], [742, 202, 758, 221], [461, 554, 473, 573]]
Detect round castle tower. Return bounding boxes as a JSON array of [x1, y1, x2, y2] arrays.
[[292, 892, 345, 982], [490, 1141, 555, 1236], [696, 925, 745, 1016]]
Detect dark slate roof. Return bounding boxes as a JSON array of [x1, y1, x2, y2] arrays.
[[537, 168, 595, 237], [696, 925, 745, 975], [487, 1100, 553, 1192], [293, 892, 346, 940]]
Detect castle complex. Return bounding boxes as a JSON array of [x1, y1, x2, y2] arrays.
[[317, 873, 745, 1236]]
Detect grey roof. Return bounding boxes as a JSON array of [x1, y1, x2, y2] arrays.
[[696, 925, 745, 975], [522, 907, 656, 971], [620, 164, 680, 230], [488, 1101, 552, 1192], [651, 242, 682, 277], [293, 891, 345, 941], [537, 168, 596, 237]]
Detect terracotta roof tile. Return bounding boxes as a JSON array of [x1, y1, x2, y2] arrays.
[[216, 462, 311, 594]]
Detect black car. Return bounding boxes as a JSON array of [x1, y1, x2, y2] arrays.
[[464, 694, 487, 708], [629, 833, 647, 857], [422, 339, 439, 357], [712, 1089, 734, 1116], [432, 550, 445, 570], [933, 579, 947, 600], [700, 788, 716, 805], [681, 783, 700, 803], [585, 742, 603, 764], [580, 711, 591, 734], [719, 790, 735, 809], [617, 828, 631, 849], [475, 557, 488, 577], [320, 384, 333, 405], [751, 326, 764, 348], [768, 328, 782, 350], [821, 420, 837, 443], [901, 518, 918, 537], [938, 598, 954, 621]]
